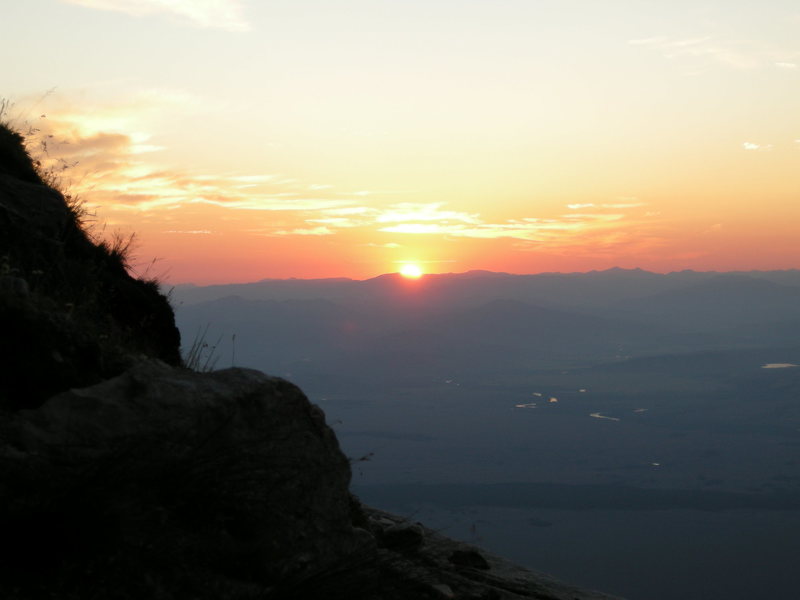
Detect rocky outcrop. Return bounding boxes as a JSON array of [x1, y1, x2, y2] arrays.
[[0, 361, 368, 599], [360, 508, 622, 600], [0, 123, 180, 410]]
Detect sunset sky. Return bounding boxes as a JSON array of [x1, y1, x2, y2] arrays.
[[3, 0, 799, 283]]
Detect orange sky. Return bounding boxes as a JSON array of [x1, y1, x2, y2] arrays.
[[4, 1, 799, 283]]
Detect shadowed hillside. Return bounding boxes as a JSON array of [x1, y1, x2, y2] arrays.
[[0, 122, 181, 408]]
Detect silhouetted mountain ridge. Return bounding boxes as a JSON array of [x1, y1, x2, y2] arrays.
[[174, 267, 800, 312], [174, 268, 800, 389]]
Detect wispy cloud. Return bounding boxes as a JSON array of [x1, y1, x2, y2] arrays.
[[272, 226, 333, 236], [376, 208, 649, 248], [365, 242, 402, 249], [374, 203, 480, 225], [603, 202, 644, 209], [60, 0, 249, 32], [25, 93, 359, 235], [324, 206, 375, 216], [189, 197, 354, 212], [568, 201, 643, 210], [629, 35, 799, 71], [27, 93, 662, 255], [208, 195, 655, 249], [742, 141, 772, 151], [306, 217, 365, 229]]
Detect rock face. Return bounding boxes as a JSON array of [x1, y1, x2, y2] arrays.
[[0, 123, 181, 410], [359, 508, 623, 600], [0, 361, 366, 599]]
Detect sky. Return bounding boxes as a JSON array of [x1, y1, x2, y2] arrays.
[[2, 0, 799, 283]]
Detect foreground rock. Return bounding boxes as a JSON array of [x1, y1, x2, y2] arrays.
[[0, 361, 366, 599], [358, 508, 623, 600]]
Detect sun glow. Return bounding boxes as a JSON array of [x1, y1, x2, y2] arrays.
[[399, 263, 423, 278]]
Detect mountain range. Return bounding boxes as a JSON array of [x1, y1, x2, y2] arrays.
[[172, 268, 800, 392]]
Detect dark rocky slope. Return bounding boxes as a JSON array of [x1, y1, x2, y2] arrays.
[[0, 122, 621, 599], [0, 124, 181, 409]]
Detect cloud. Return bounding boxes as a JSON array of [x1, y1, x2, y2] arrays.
[[31, 102, 424, 239], [602, 202, 644, 209], [380, 224, 448, 235], [25, 92, 661, 253], [393, 259, 456, 265], [629, 35, 798, 71], [283, 202, 485, 237], [365, 242, 402, 249], [335, 189, 418, 198], [241, 197, 656, 250], [323, 206, 375, 216], [40, 131, 130, 157], [742, 142, 772, 151], [568, 201, 642, 210], [227, 175, 277, 184], [189, 197, 354, 212], [60, 0, 249, 31], [306, 217, 364, 228], [377, 210, 642, 245], [272, 227, 333, 236], [374, 203, 480, 224], [21, 93, 356, 221]]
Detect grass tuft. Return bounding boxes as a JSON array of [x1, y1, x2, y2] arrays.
[[184, 324, 222, 372]]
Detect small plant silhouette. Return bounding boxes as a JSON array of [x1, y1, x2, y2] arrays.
[[184, 324, 222, 372]]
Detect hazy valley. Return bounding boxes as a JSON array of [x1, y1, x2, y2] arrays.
[[174, 269, 800, 600]]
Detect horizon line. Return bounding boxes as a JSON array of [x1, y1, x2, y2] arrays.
[[170, 266, 800, 288]]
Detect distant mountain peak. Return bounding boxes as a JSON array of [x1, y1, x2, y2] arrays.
[[601, 266, 648, 273]]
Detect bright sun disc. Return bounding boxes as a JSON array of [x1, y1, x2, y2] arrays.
[[399, 264, 423, 278]]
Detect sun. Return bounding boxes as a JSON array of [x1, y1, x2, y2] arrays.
[[399, 263, 423, 278]]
